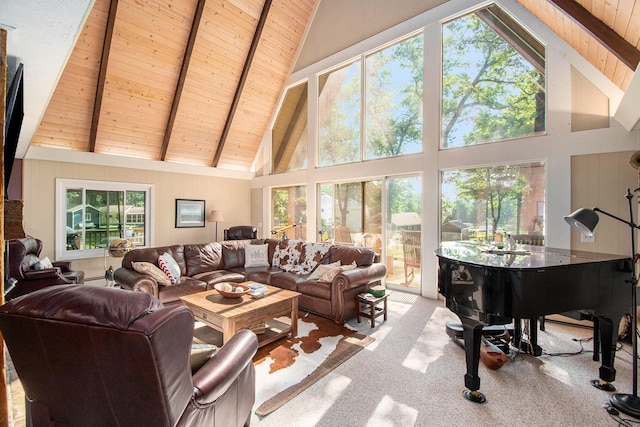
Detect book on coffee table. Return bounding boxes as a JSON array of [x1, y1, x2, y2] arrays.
[[247, 282, 268, 298]]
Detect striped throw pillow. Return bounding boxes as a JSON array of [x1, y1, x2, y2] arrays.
[[158, 252, 180, 284]]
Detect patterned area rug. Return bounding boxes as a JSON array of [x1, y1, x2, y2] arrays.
[[252, 311, 374, 417]]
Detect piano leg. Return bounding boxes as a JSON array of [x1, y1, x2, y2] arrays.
[[591, 315, 617, 392], [461, 320, 487, 403]]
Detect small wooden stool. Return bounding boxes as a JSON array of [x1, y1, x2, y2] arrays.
[[356, 291, 391, 327]]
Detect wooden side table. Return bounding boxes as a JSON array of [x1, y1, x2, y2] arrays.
[[356, 291, 391, 327]]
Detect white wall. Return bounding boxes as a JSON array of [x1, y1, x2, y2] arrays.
[[23, 159, 252, 280], [252, 0, 640, 299]]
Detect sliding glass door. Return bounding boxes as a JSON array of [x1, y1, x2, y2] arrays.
[[385, 175, 422, 290]]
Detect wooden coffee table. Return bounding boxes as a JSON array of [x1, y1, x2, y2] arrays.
[[180, 283, 300, 348]]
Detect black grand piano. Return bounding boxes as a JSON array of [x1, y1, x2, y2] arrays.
[[436, 241, 631, 403]]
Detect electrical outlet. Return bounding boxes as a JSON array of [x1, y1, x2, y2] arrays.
[[581, 232, 595, 243]]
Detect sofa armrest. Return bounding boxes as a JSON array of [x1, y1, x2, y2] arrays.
[[23, 268, 70, 282], [333, 263, 386, 291], [328, 263, 386, 323], [52, 261, 72, 273], [191, 329, 258, 404], [113, 268, 160, 298]]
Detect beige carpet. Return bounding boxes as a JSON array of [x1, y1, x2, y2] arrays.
[[252, 312, 374, 417], [250, 292, 639, 426]]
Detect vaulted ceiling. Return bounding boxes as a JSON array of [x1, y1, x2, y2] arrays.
[[6, 0, 640, 174], [26, 0, 317, 172]]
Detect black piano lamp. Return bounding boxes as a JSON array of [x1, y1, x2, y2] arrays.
[[564, 188, 640, 419]]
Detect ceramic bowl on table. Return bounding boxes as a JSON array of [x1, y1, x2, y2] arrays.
[[214, 283, 250, 298]]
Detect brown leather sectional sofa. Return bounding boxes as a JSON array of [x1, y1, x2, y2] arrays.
[[114, 238, 386, 323]]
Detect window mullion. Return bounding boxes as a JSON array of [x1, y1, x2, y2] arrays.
[[360, 53, 367, 162]]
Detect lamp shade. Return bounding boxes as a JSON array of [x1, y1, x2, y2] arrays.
[[208, 210, 224, 222], [630, 151, 640, 170], [564, 208, 599, 234]]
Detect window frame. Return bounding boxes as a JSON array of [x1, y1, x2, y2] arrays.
[[55, 178, 154, 261]]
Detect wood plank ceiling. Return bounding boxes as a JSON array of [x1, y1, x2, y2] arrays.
[[30, 0, 317, 172], [518, 0, 640, 90], [28, 0, 640, 172]]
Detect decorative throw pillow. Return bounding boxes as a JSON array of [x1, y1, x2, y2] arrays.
[[132, 261, 171, 286], [318, 261, 357, 283], [190, 343, 218, 373], [244, 244, 269, 268], [308, 260, 341, 280], [32, 256, 53, 270], [158, 252, 181, 284]]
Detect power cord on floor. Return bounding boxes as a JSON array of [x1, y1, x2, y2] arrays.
[[604, 402, 640, 426], [543, 336, 592, 357]]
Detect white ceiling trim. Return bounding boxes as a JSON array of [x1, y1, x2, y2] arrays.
[[26, 146, 255, 180]]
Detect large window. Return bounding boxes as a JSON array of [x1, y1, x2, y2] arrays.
[[56, 179, 153, 260], [441, 162, 546, 243], [317, 33, 424, 167], [441, 4, 545, 148], [318, 62, 361, 167], [272, 82, 308, 173], [271, 185, 307, 240], [366, 33, 423, 159]]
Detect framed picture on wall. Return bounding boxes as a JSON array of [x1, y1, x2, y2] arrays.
[[175, 199, 206, 228]]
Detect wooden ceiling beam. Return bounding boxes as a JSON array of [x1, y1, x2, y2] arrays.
[[89, 0, 118, 152], [212, 0, 272, 167], [549, 0, 640, 70], [160, 0, 206, 161]]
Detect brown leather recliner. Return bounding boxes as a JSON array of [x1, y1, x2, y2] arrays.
[[0, 285, 258, 427], [224, 226, 258, 240], [5, 237, 85, 300]]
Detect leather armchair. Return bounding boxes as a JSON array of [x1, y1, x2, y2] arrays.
[[5, 237, 84, 300], [0, 285, 258, 427], [224, 226, 258, 240]]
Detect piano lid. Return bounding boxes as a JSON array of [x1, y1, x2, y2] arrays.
[[435, 241, 628, 270]]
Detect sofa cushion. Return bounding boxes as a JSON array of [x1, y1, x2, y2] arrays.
[[156, 277, 207, 304], [222, 240, 257, 269], [191, 270, 245, 286], [132, 261, 171, 286], [184, 243, 223, 277], [308, 260, 341, 280], [244, 244, 269, 267], [269, 271, 307, 291], [241, 267, 283, 285], [329, 245, 375, 266], [122, 245, 185, 272], [319, 261, 357, 282], [158, 252, 181, 284]]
